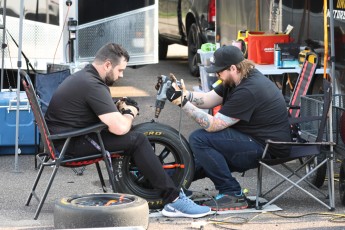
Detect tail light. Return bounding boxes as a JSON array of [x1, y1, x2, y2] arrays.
[[208, 0, 216, 23]]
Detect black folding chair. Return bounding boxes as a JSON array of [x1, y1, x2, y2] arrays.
[[20, 70, 124, 220], [256, 78, 335, 211]]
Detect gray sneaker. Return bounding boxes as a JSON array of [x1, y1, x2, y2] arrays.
[[162, 190, 211, 218], [203, 193, 248, 211]]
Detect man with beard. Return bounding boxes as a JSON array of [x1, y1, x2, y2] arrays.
[[165, 45, 291, 211], [45, 43, 211, 218]]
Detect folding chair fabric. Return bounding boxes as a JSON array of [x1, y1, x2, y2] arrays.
[[35, 69, 71, 115], [288, 52, 319, 118], [20, 70, 123, 219], [256, 78, 335, 211]]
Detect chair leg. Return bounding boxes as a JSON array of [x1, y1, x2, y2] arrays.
[[26, 155, 48, 206], [33, 165, 60, 220], [103, 152, 117, 192], [95, 162, 107, 193], [261, 161, 333, 210], [264, 160, 328, 198], [327, 155, 335, 210], [256, 164, 263, 209]]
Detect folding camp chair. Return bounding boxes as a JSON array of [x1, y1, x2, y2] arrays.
[[33, 69, 71, 169], [20, 70, 124, 220], [256, 78, 335, 211]]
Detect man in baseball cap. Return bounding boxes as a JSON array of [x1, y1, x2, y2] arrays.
[[165, 45, 291, 211], [206, 45, 244, 74]]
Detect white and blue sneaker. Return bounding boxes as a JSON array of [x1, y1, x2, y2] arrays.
[[161, 190, 211, 218]]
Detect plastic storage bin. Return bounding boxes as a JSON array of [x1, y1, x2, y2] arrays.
[[0, 91, 38, 154], [199, 66, 218, 92], [197, 49, 214, 66]]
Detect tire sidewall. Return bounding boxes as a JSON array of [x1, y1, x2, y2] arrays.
[[188, 23, 202, 77], [54, 193, 149, 229]]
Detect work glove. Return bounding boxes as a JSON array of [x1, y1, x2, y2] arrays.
[[115, 97, 139, 118], [166, 76, 188, 107]]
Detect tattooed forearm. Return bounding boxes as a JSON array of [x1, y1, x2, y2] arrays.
[[183, 104, 211, 129], [192, 96, 204, 106], [182, 102, 239, 132]]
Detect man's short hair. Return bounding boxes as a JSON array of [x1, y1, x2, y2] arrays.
[[94, 43, 130, 65]]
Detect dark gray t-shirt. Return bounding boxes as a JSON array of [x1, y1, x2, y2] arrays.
[[214, 68, 291, 158], [45, 64, 118, 134]]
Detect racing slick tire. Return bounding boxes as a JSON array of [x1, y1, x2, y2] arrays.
[[54, 193, 148, 229]]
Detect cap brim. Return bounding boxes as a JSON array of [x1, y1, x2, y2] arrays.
[[205, 65, 225, 73]]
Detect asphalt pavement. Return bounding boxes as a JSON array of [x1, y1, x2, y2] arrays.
[[1, 45, 345, 230]]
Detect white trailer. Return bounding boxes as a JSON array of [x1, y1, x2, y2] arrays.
[[0, 0, 158, 89]]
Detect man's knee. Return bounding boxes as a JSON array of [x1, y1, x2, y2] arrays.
[[189, 129, 206, 146], [131, 131, 149, 146]]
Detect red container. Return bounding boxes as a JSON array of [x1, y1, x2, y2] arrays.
[[247, 33, 291, 64]]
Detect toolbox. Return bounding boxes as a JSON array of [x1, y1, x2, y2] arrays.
[[0, 90, 38, 155]]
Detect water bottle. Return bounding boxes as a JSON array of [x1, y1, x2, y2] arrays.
[[274, 46, 282, 67]]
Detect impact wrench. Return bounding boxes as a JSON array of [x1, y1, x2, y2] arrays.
[[154, 74, 181, 118]]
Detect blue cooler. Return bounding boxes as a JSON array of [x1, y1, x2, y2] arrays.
[[0, 91, 38, 155]]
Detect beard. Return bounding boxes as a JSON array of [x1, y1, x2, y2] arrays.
[[104, 70, 115, 86], [222, 77, 236, 88]]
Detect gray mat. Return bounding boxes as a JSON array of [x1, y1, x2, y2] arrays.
[[149, 196, 282, 217]]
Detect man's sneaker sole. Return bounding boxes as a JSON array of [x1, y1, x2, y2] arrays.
[[209, 203, 248, 211], [161, 208, 211, 218]]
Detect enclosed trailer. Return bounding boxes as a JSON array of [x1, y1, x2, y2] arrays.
[[0, 0, 158, 89]]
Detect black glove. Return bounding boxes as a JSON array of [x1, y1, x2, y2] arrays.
[[115, 97, 139, 112], [166, 85, 188, 107], [115, 97, 140, 118]]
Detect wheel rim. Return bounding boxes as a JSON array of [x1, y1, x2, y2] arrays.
[[69, 194, 135, 206], [121, 140, 186, 197]]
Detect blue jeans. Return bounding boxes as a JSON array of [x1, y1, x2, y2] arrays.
[[189, 128, 264, 195]]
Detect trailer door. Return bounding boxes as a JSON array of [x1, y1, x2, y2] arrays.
[[76, 0, 158, 66]]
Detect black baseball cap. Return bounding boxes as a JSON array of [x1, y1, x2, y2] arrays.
[[205, 45, 244, 73]]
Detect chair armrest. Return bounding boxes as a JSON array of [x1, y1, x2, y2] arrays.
[[266, 139, 336, 146], [287, 105, 300, 110], [49, 123, 108, 140]]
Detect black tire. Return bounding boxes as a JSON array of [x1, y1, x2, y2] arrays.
[[159, 36, 168, 60], [112, 121, 194, 209], [188, 23, 202, 77], [305, 152, 327, 188], [339, 161, 345, 206], [54, 193, 149, 229]]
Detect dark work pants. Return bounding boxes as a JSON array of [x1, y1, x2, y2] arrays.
[[55, 130, 179, 203], [189, 128, 264, 195]]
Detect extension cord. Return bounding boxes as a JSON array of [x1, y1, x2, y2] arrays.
[[191, 220, 208, 229]]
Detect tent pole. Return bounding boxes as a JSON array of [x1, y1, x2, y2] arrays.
[[14, 0, 25, 172], [328, 0, 335, 209]]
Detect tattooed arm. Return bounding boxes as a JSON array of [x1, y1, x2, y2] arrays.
[[186, 90, 223, 109], [182, 97, 239, 132]]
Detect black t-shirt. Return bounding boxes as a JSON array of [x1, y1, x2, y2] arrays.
[[45, 64, 118, 134], [214, 68, 291, 158]]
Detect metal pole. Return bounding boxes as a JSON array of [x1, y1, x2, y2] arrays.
[[14, 0, 25, 172], [328, 0, 335, 209]]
